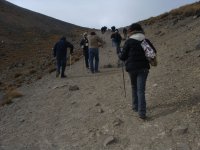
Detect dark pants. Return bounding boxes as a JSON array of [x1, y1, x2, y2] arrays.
[[56, 58, 66, 76], [84, 49, 89, 68], [128, 69, 149, 117], [89, 48, 99, 73], [115, 42, 121, 54]]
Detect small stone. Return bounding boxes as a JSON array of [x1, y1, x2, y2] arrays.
[[71, 101, 76, 105], [20, 119, 25, 123], [103, 136, 115, 147], [98, 108, 104, 113], [113, 118, 123, 126], [95, 103, 101, 106], [173, 126, 188, 135], [193, 16, 197, 19], [153, 84, 158, 87], [69, 85, 79, 91], [185, 50, 191, 54]]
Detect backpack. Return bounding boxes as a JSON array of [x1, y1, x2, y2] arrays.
[[141, 39, 157, 66]]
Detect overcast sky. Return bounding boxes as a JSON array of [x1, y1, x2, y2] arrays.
[[6, 0, 199, 29]]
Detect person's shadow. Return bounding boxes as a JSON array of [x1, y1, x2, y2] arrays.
[[147, 94, 199, 121]]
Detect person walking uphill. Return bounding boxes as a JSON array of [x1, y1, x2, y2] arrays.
[[118, 23, 157, 119], [112, 29, 122, 54], [53, 36, 74, 78], [88, 31, 103, 73], [80, 32, 89, 69]]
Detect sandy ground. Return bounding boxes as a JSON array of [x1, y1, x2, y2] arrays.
[[1, 18, 200, 150]]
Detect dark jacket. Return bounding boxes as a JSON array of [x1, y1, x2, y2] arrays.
[[111, 32, 122, 44], [119, 33, 156, 72], [53, 37, 74, 60]]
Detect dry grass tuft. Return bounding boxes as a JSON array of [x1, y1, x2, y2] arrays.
[[29, 69, 36, 74], [0, 89, 23, 106], [14, 73, 23, 78]]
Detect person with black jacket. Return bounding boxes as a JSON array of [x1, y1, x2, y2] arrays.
[[53, 36, 74, 78], [113, 29, 122, 54], [118, 23, 156, 119], [80, 32, 89, 69]]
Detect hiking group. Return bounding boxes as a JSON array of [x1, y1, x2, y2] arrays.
[[53, 23, 157, 120]]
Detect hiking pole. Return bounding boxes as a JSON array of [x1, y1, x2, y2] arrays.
[[83, 55, 84, 72], [121, 61, 126, 98], [70, 54, 72, 71]]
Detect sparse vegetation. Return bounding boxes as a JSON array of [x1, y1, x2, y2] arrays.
[[0, 0, 90, 88], [0, 89, 23, 106], [14, 72, 22, 78], [142, 2, 200, 25]]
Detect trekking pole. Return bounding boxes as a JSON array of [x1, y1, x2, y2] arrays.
[[83, 54, 85, 72], [121, 61, 126, 98], [70, 54, 72, 71]]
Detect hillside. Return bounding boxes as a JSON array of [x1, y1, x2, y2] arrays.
[[0, 0, 89, 91], [0, 1, 200, 150]]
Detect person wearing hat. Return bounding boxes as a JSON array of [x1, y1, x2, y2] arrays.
[[53, 36, 74, 78], [118, 23, 157, 119], [88, 31, 103, 73], [113, 29, 122, 54], [80, 32, 89, 69]]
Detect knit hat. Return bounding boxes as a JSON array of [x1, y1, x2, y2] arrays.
[[128, 23, 144, 33]]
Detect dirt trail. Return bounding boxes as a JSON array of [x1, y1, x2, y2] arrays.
[[0, 30, 200, 150]]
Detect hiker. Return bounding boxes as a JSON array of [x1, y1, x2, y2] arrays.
[[88, 31, 103, 73], [110, 32, 115, 47], [80, 32, 89, 69], [111, 29, 122, 54], [101, 26, 107, 34], [118, 23, 157, 119], [53, 36, 74, 78], [111, 26, 116, 32], [123, 27, 128, 40]]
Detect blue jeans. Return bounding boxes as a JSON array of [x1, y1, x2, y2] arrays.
[[112, 39, 115, 47], [128, 69, 149, 116], [89, 48, 99, 72]]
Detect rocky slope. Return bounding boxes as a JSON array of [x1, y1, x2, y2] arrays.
[[0, 1, 200, 150]]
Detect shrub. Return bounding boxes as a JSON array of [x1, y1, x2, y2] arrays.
[[0, 89, 23, 106]]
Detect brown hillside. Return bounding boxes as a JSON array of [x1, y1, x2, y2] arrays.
[[0, 0, 90, 89], [141, 1, 200, 25]]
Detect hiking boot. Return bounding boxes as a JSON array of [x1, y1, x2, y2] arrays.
[[139, 115, 146, 120], [61, 74, 67, 78], [132, 108, 138, 112], [95, 70, 100, 73]]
